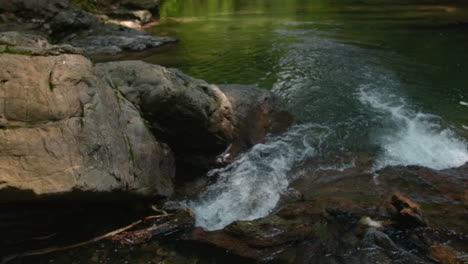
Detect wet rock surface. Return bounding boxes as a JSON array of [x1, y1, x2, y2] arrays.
[[218, 84, 294, 163], [3, 163, 466, 264], [67, 27, 176, 54], [0, 0, 176, 54], [0, 32, 175, 199], [184, 162, 468, 264]]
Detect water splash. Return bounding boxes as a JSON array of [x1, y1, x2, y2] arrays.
[[358, 85, 468, 170], [187, 124, 330, 231]]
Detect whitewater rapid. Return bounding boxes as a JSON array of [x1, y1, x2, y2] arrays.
[[188, 86, 468, 230], [358, 85, 468, 170], [187, 124, 329, 231]]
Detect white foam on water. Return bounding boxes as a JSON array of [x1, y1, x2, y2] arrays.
[[186, 124, 330, 231], [314, 159, 356, 172], [358, 86, 468, 170]]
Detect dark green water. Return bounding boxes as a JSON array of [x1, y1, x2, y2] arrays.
[[144, 0, 468, 229], [147, 0, 468, 131]]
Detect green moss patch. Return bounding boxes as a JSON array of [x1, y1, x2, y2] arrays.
[[1, 46, 34, 56], [71, 0, 99, 12]]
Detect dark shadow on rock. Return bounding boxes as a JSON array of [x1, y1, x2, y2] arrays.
[[0, 188, 158, 257]]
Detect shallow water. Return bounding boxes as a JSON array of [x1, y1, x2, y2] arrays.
[[146, 0, 468, 230]]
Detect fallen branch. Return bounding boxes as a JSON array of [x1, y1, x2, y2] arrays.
[[111, 222, 173, 245], [111, 212, 193, 245], [1, 213, 173, 264], [144, 214, 173, 221]]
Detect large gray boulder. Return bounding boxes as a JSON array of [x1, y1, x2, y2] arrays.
[[95, 61, 294, 170], [95, 61, 235, 168], [0, 32, 175, 200]]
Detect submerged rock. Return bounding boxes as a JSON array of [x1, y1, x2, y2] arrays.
[[185, 194, 457, 264], [390, 193, 427, 227], [0, 33, 175, 200]]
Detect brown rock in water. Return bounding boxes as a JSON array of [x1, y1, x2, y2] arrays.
[[429, 244, 462, 264], [290, 161, 468, 234], [0, 33, 175, 200], [184, 197, 440, 263], [218, 84, 294, 161], [390, 193, 427, 227]]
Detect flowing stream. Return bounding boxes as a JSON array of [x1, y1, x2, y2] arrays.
[[147, 0, 468, 230]]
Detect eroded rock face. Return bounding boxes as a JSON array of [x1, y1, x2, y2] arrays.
[[95, 61, 235, 168], [95, 62, 295, 171], [0, 33, 175, 199]]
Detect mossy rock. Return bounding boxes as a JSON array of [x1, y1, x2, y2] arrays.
[[70, 0, 99, 12], [0, 46, 34, 56]]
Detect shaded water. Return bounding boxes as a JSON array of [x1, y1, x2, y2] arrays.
[[146, 0, 468, 230]]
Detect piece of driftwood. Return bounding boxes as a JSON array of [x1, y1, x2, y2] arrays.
[[1, 213, 175, 264], [110, 210, 195, 245], [111, 222, 174, 245]]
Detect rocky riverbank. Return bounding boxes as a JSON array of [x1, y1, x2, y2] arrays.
[[0, 0, 176, 54], [0, 31, 291, 201], [1, 2, 467, 263]]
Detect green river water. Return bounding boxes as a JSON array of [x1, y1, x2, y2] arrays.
[[148, 0, 468, 129], [143, 0, 468, 230], [2, 1, 468, 263]]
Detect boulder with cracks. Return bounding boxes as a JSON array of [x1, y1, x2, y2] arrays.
[[96, 61, 294, 172], [0, 32, 175, 200]]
